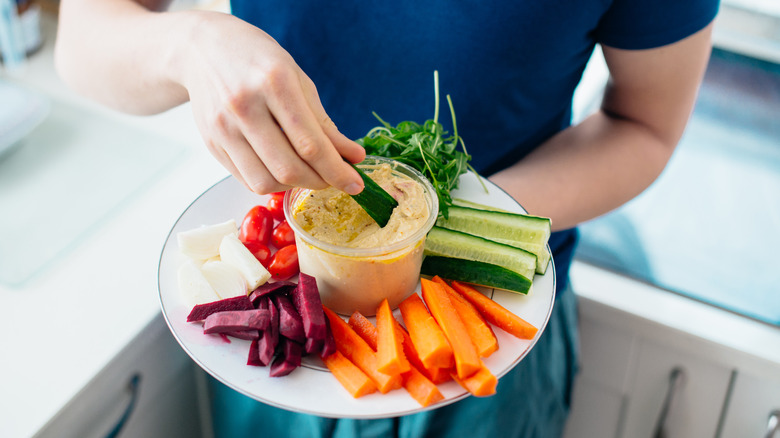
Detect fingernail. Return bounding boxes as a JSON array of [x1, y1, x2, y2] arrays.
[[344, 182, 363, 195]]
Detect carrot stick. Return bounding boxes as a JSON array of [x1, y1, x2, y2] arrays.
[[321, 350, 378, 398], [345, 308, 443, 406], [451, 360, 497, 397], [395, 320, 452, 384], [450, 281, 538, 339], [323, 306, 402, 394], [433, 276, 499, 358], [348, 311, 378, 351], [398, 293, 454, 369], [420, 278, 481, 379], [402, 366, 445, 407], [376, 298, 411, 375]]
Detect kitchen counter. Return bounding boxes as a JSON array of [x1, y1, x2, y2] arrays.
[[0, 12, 227, 438], [3, 8, 779, 438]]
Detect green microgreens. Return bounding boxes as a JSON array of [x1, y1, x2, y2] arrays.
[[356, 71, 485, 219]]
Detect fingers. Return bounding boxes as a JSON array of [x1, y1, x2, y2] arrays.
[[300, 78, 367, 165], [257, 72, 364, 195]]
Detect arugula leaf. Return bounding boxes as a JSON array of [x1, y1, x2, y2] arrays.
[[356, 72, 483, 219]]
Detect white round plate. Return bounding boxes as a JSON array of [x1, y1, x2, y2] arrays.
[[158, 171, 555, 419]]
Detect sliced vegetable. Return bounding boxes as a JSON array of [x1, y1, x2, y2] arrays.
[[347, 310, 443, 407], [436, 205, 551, 274], [349, 163, 399, 228], [396, 322, 451, 384], [203, 309, 270, 334], [178, 259, 220, 306], [420, 256, 531, 295], [247, 338, 264, 366], [186, 294, 253, 322], [200, 260, 248, 299], [432, 276, 498, 358], [270, 338, 303, 377], [320, 316, 337, 358], [271, 294, 306, 343], [450, 360, 497, 397], [376, 298, 410, 376], [425, 226, 537, 281], [290, 272, 327, 340], [256, 296, 279, 365], [322, 350, 378, 398], [450, 280, 538, 340], [177, 219, 238, 260], [348, 311, 378, 351], [248, 281, 296, 306], [323, 306, 402, 394], [219, 233, 272, 290], [402, 366, 445, 407], [397, 293, 454, 370], [420, 278, 481, 379]]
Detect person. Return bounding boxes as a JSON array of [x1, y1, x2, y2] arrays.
[[54, 0, 720, 436]]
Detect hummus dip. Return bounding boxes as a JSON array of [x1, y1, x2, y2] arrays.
[[286, 160, 437, 316], [292, 163, 430, 248]]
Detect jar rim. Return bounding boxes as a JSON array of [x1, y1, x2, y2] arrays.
[[283, 156, 439, 257]]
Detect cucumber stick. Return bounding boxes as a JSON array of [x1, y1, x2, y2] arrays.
[[435, 205, 551, 274], [424, 226, 537, 281], [421, 256, 532, 295], [349, 164, 398, 228]]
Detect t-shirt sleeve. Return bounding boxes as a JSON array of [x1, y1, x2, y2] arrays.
[[595, 0, 720, 50]]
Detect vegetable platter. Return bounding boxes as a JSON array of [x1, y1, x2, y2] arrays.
[[157, 171, 555, 419]]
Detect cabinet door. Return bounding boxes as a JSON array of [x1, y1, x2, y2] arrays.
[[35, 314, 204, 438], [719, 371, 780, 438], [563, 307, 635, 438], [621, 339, 732, 438]]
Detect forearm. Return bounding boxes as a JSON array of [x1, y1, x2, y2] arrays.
[[491, 24, 712, 231], [55, 0, 193, 114], [489, 110, 676, 231]]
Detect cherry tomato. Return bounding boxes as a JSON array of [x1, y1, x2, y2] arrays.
[[242, 240, 272, 267], [268, 244, 299, 280], [271, 220, 296, 248], [239, 205, 274, 245], [267, 195, 286, 222]]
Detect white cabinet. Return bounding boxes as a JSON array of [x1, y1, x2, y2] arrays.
[[34, 314, 206, 438], [620, 339, 731, 438], [719, 371, 780, 437], [564, 288, 780, 438]]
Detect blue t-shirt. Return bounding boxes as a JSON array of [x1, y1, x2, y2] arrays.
[[230, 0, 718, 294]]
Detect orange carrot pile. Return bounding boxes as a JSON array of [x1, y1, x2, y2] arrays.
[[323, 306, 402, 394], [347, 308, 444, 407], [322, 275, 538, 402]]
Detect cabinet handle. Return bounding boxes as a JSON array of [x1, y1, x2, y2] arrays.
[[104, 373, 142, 438], [766, 410, 780, 438], [653, 367, 686, 438]]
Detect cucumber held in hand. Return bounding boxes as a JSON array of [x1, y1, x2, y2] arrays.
[[350, 163, 399, 227]]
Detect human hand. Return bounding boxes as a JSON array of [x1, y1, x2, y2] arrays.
[[174, 11, 365, 195]]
